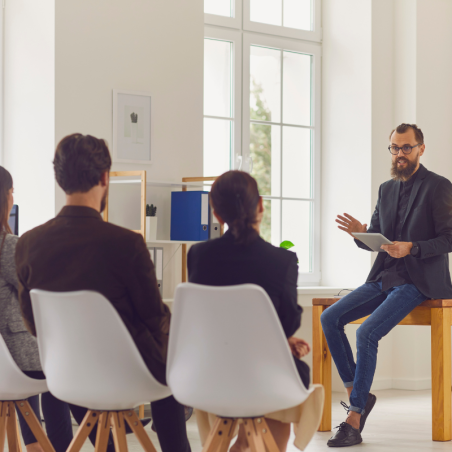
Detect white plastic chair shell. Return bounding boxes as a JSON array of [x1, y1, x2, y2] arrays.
[[167, 283, 314, 417], [0, 333, 48, 400], [30, 289, 171, 411]]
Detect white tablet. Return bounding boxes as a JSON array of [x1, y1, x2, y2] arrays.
[[352, 233, 394, 252]]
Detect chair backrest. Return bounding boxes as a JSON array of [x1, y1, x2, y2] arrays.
[[167, 283, 313, 417], [31, 289, 171, 410], [0, 333, 48, 400]]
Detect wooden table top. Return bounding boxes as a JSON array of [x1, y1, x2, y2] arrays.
[[312, 298, 452, 308]]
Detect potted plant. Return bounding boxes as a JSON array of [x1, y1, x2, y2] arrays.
[[146, 204, 157, 241]]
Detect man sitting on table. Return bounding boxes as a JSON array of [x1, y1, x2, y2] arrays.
[[15, 133, 191, 452], [321, 123, 452, 447]]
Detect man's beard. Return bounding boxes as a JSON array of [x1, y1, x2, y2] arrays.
[[391, 156, 418, 181], [100, 189, 108, 213]]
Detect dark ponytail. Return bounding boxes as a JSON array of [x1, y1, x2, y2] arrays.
[[0, 166, 13, 272], [0, 166, 13, 235], [210, 171, 260, 245]]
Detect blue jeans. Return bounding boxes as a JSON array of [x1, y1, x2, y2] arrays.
[[320, 282, 427, 414]]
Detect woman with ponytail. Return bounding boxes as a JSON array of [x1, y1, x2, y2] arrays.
[[0, 166, 73, 452], [188, 170, 310, 452]]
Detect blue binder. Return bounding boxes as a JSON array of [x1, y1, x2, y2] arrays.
[[171, 191, 210, 241]]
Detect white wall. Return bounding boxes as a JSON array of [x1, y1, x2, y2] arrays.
[[4, 0, 203, 233], [321, 0, 372, 288], [54, 0, 204, 214], [3, 0, 56, 234]]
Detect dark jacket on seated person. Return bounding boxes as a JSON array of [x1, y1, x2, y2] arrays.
[[188, 230, 309, 386], [15, 205, 170, 385]]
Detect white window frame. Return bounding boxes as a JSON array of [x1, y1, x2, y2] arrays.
[[203, 26, 243, 172], [204, 0, 242, 30], [242, 33, 321, 284], [243, 0, 322, 42]]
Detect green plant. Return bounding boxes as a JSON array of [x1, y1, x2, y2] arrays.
[[280, 240, 295, 250], [146, 204, 157, 217]]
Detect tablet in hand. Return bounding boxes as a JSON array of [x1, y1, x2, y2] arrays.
[[352, 233, 394, 252]]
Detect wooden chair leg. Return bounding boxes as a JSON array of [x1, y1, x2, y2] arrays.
[[243, 418, 265, 452], [431, 308, 452, 441], [0, 402, 8, 452], [6, 403, 22, 452], [94, 412, 111, 452], [123, 410, 157, 452], [313, 305, 332, 431], [216, 419, 237, 452], [111, 412, 128, 452], [15, 401, 56, 452], [138, 405, 145, 419], [201, 417, 223, 452], [254, 418, 279, 452], [66, 410, 101, 452]]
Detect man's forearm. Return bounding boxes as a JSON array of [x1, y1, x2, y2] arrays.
[[416, 235, 452, 259]]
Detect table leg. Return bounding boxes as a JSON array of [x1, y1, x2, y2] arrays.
[[313, 305, 332, 431], [431, 308, 451, 441]]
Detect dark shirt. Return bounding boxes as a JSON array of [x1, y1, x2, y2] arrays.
[[372, 170, 419, 291]]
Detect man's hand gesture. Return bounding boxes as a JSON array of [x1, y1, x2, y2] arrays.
[[336, 213, 367, 237]]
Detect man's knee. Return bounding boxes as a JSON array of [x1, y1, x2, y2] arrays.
[[320, 308, 336, 332], [356, 323, 379, 348]]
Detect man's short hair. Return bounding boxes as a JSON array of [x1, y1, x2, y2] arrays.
[[389, 123, 424, 144], [54, 134, 112, 194]]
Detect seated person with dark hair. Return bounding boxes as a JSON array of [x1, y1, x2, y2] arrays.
[[0, 166, 73, 452], [15, 134, 191, 452], [188, 170, 310, 452]]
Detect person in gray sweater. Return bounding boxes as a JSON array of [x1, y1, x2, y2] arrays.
[[0, 166, 73, 452]]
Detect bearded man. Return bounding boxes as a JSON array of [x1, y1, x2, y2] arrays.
[[322, 123, 452, 447]]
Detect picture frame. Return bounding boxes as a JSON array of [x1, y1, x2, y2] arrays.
[[112, 89, 152, 164]]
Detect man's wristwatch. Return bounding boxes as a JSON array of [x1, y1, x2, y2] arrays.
[[410, 242, 419, 257]]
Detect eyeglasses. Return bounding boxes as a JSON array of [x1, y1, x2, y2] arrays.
[[388, 143, 422, 155]]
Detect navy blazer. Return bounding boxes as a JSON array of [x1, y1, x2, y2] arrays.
[[356, 164, 452, 299], [188, 231, 302, 338]]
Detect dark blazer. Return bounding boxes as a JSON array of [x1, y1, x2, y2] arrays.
[[15, 206, 170, 385], [356, 164, 452, 299], [188, 230, 302, 338]]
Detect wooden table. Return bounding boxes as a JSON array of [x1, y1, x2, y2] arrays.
[[312, 297, 452, 441]]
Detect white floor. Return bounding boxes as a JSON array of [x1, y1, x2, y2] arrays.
[[8, 389, 452, 452]]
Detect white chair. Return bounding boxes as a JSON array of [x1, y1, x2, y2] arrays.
[[0, 334, 55, 452], [30, 289, 172, 452], [167, 283, 319, 452]]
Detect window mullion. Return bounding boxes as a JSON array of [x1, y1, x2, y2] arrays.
[[279, 49, 284, 246]]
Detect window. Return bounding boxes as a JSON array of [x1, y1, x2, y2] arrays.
[[203, 27, 242, 178], [204, 1, 321, 284]]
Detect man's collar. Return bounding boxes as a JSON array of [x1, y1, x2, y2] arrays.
[[57, 205, 103, 220]]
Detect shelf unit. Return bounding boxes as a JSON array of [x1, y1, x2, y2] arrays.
[[104, 172, 220, 283], [146, 240, 202, 245]]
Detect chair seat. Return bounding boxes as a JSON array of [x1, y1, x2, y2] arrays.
[[0, 376, 48, 401], [168, 284, 316, 418], [55, 382, 172, 411], [183, 386, 315, 418]]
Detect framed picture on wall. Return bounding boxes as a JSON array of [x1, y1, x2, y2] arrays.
[[112, 89, 152, 164]]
